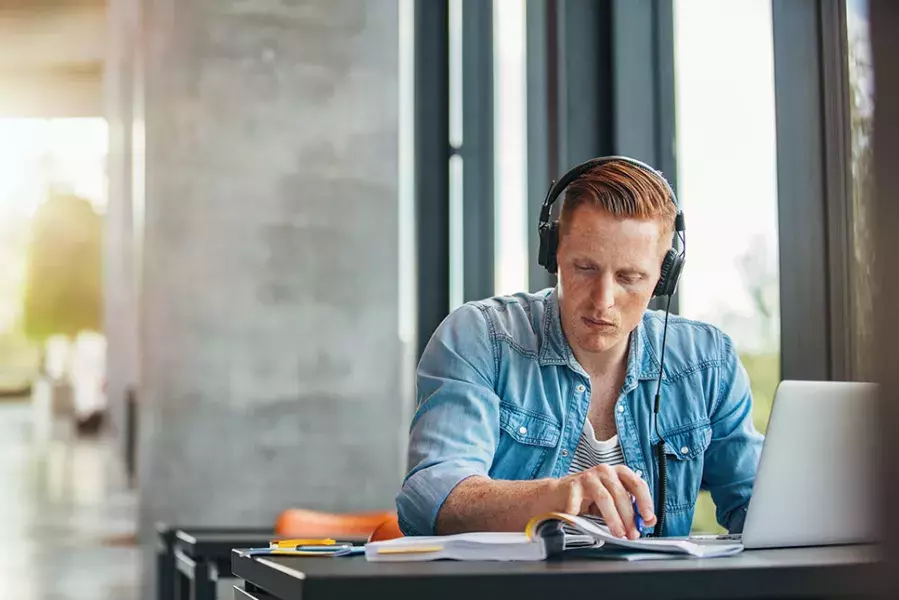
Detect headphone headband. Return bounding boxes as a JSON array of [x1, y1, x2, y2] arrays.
[[538, 155, 684, 232], [536, 155, 686, 293]]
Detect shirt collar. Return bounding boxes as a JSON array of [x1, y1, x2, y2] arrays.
[[539, 289, 666, 383], [538, 288, 572, 366]]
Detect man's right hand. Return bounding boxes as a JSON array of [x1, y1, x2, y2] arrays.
[[553, 464, 657, 539]]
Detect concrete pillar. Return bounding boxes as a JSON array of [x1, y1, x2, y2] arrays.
[[103, 0, 139, 464], [131, 0, 407, 592]]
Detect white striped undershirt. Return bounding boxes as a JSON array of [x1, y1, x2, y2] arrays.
[[564, 419, 625, 529]]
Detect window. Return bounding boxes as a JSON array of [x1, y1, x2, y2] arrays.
[[673, 0, 780, 533], [493, 0, 528, 297]]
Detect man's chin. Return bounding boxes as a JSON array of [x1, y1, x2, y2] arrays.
[[576, 333, 622, 354]]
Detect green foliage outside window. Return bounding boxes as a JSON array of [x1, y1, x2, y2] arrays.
[[22, 192, 103, 344]]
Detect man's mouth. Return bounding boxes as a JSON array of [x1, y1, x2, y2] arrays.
[[582, 317, 617, 329]]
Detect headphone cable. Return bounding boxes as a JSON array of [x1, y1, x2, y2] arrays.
[[652, 292, 674, 537]]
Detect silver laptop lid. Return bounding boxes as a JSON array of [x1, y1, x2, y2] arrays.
[[742, 380, 879, 549]]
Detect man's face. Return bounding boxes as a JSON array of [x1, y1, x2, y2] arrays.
[[557, 204, 670, 359]]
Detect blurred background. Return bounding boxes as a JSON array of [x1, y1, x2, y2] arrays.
[[0, 0, 880, 598]]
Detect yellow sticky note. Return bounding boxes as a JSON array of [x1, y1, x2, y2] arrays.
[[270, 538, 336, 548]]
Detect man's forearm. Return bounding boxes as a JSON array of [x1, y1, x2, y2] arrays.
[[435, 475, 563, 535]]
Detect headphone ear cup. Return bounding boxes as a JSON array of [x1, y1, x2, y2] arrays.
[[653, 249, 684, 298], [538, 221, 560, 274]]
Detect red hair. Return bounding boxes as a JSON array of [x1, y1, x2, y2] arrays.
[[559, 160, 677, 236]]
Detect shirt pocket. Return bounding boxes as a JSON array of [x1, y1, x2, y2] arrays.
[[491, 403, 562, 481], [659, 422, 712, 513]]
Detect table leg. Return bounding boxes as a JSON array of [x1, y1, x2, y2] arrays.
[[177, 568, 191, 600], [157, 528, 176, 600], [192, 558, 216, 600]]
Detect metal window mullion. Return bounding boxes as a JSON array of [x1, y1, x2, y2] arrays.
[[461, 0, 495, 303], [526, 0, 556, 293], [772, 0, 832, 381], [819, 0, 854, 381], [415, 0, 451, 358]]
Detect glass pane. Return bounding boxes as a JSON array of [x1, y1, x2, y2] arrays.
[[493, 0, 529, 296], [673, 0, 780, 533], [398, 0, 416, 350], [846, 0, 876, 381]]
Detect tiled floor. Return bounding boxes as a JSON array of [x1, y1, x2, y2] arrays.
[[0, 398, 140, 599]]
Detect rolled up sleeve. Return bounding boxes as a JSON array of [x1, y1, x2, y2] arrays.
[[396, 303, 501, 536]]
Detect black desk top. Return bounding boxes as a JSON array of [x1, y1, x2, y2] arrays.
[[176, 530, 274, 559], [232, 544, 881, 600]]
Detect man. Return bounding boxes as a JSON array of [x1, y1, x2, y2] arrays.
[[396, 157, 764, 540]]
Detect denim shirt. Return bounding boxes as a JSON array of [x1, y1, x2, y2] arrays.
[[396, 288, 764, 538]]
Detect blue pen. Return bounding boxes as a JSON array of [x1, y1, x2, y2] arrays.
[[633, 498, 646, 536]]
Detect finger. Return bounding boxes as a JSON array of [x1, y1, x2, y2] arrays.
[[581, 472, 627, 538], [598, 468, 639, 539], [616, 467, 657, 526], [562, 478, 585, 516]]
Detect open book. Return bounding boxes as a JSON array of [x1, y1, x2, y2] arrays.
[[365, 512, 743, 562], [525, 512, 744, 559]]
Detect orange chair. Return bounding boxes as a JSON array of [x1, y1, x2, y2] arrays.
[[274, 508, 400, 542], [367, 513, 403, 542]]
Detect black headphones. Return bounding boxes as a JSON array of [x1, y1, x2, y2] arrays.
[[537, 155, 686, 298]]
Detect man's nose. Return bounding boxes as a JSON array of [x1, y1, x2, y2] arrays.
[[591, 274, 615, 309]]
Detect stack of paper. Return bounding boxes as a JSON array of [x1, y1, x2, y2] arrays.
[[365, 532, 547, 562]]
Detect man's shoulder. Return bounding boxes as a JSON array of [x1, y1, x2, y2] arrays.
[[437, 289, 552, 347], [640, 311, 733, 378]]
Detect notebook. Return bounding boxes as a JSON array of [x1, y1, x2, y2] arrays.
[[365, 512, 743, 562]]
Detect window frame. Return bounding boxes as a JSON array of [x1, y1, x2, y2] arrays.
[[416, 0, 860, 379], [772, 0, 855, 381]]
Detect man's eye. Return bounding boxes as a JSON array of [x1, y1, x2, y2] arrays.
[[575, 264, 596, 272], [620, 274, 643, 284]]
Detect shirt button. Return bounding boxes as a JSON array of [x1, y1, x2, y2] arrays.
[[635, 469, 643, 478], [519, 426, 528, 435], [617, 405, 625, 413], [680, 446, 689, 454], [575, 384, 586, 393], [561, 449, 569, 457]]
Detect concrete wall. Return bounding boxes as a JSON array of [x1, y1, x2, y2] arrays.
[[114, 0, 407, 593]]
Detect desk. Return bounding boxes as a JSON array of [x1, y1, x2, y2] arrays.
[[231, 544, 880, 600], [170, 530, 273, 600]]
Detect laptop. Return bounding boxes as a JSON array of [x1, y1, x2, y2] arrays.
[[693, 380, 879, 549]]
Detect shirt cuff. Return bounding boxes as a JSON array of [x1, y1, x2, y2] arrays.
[[396, 461, 486, 536]]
